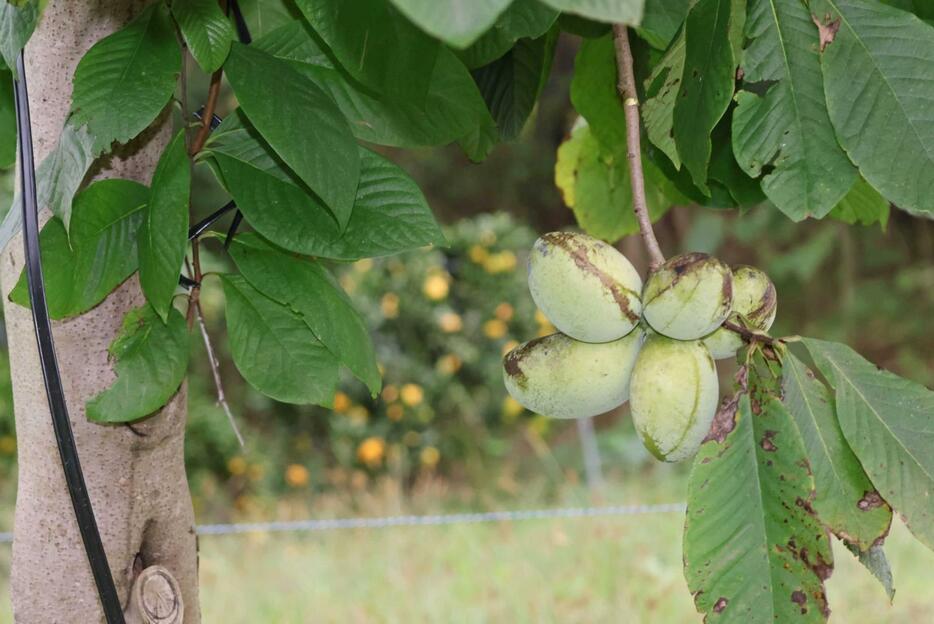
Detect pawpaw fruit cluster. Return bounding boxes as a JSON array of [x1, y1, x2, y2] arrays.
[[503, 232, 777, 463]]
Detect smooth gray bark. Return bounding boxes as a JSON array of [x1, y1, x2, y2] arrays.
[[1, 2, 199, 622]]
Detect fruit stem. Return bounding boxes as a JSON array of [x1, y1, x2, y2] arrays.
[[722, 319, 780, 347], [612, 24, 666, 272]]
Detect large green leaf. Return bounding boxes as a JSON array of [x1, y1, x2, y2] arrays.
[[642, 28, 684, 169], [204, 114, 444, 259], [228, 234, 381, 395], [684, 359, 833, 623], [388, 0, 514, 48], [637, 0, 690, 49], [0, 0, 38, 78], [253, 22, 489, 148], [554, 121, 679, 242], [9, 179, 149, 318], [70, 2, 180, 154], [0, 67, 14, 168], [829, 176, 889, 229], [472, 31, 556, 141], [672, 0, 744, 193], [538, 0, 642, 24], [172, 0, 236, 73], [138, 131, 190, 322], [570, 33, 626, 154], [783, 353, 892, 552], [732, 0, 855, 220], [294, 0, 440, 103], [224, 43, 359, 228], [221, 274, 339, 406], [457, 0, 559, 68], [813, 0, 934, 216], [86, 304, 189, 423], [803, 338, 934, 550], [1, 118, 99, 243]]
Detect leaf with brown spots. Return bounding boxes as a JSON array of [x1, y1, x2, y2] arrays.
[[811, 13, 840, 52], [684, 352, 832, 623], [783, 353, 892, 552], [804, 338, 934, 551]]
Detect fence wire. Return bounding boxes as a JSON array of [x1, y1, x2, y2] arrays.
[[0, 502, 686, 543]]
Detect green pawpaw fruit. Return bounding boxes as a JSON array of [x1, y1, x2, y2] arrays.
[[642, 252, 733, 340], [503, 329, 644, 419], [528, 232, 642, 343], [703, 265, 777, 359], [630, 336, 719, 462]]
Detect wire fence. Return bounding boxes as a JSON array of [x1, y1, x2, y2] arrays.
[[0, 502, 686, 543]]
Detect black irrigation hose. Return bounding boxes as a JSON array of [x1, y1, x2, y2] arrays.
[[229, 0, 252, 44], [188, 199, 236, 241], [13, 52, 126, 624], [221, 0, 251, 248]]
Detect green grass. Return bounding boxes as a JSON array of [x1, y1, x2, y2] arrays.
[[0, 475, 932, 622]]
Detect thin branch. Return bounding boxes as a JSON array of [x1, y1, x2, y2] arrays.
[[189, 67, 223, 156], [611, 24, 666, 271], [195, 300, 245, 447]]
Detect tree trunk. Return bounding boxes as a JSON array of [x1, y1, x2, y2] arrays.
[[1, 2, 199, 622]]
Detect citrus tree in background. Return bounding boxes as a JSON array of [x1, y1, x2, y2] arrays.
[[0, 0, 933, 622]]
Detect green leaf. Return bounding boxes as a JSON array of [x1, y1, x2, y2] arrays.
[[138, 131, 190, 322], [9, 179, 149, 318], [570, 33, 627, 154], [221, 274, 339, 406], [0, 67, 14, 169], [205, 115, 445, 259], [457, 107, 499, 161], [637, 0, 689, 49], [388, 0, 513, 48], [236, 0, 302, 38], [172, 0, 236, 73], [457, 0, 559, 68], [228, 234, 381, 395], [643, 29, 684, 169], [0, 0, 38, 78], [472, 31, 556, 141], [253, 22, 489, 148], [224, 43, 359, 228], [803, 338, 934, 551], [70, 2, 181, 154], [813, 0, 934, 216], [783, 353, 892, 551], [555, 121, 677, 242], [294, 0, 440, 103], [708, 127, 767, 207], [829, 177, 890, 229], [732, 0, 856, 221], [684, 358, 833, 623], [673, 0, 744, 193], [846, 542, 895, 602], [86, 304, 189, 423], [1, 118, 99, 240], [538, 0, 642, 24]]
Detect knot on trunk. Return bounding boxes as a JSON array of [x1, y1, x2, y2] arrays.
[[126, 565, 184, 624]]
